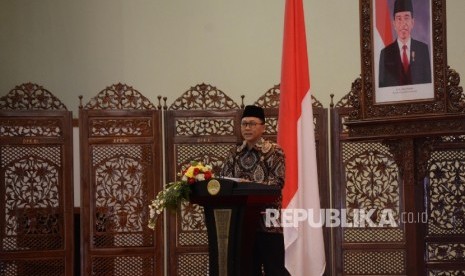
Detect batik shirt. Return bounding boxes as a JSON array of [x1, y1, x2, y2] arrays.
[[220, 137, 285, 233]]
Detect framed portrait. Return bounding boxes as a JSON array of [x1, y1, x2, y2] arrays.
[[358, 0, 447, 119]]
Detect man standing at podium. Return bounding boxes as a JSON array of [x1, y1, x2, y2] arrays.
[[221, 105, 289, 275]]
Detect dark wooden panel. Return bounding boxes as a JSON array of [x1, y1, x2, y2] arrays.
[[0, 83, 74, 276]]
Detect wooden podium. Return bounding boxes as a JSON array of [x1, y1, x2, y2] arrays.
[[190, 178, 281, 276]]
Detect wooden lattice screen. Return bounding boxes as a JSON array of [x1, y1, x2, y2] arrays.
[[0, 83, 74, 275], [165, 83, 242, 276], [79, 83, 163, 276], [331, 76, 465, 275], [165, 83, 330, 276], [331, 79, 409, 275], [422, 136, 465, 274]]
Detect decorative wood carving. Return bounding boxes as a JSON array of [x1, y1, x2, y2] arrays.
[[414, 138, 439, 181], [427, 158, 465, 233], [254, 84, 324, 108], [5, 155, 61, 246], [89, 118, 153, 137], [446, 67, 465, 112], [335, 69, 465, 274], [0, 82, 67, 110], [386, 139, 415, 187], [254, 84, 281, 108], [0, 118, 63, 137], [94, 152, 151, 235], [427, 243, 465, 262], [345, 149, 400, 223], [421, 138, 465, 273], [175, 118, 235, 136], [348, 115, 465, 139], [79, 84, 162, 275], [343, 250, 405, 275], [169, 83, 240, 110], [82, 83, 156, 110], [0, 83, 74, 275], [336, 77, 360, 109], [337, 140, 406, 274]]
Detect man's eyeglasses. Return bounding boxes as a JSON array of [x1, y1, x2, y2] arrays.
[[241, 121, 264, 128]]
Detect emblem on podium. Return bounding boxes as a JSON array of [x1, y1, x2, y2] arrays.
[[207, 179, 221, 195]]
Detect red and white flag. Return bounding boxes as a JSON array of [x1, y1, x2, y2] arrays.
[[278, 0, 325, 275], [374, 0, 394, 87], [375, 0, 394, 47]]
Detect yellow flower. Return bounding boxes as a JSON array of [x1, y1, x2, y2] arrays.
[[148, 161, 214, 229]]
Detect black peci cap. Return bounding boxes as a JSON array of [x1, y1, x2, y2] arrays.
[[393, 0, 413, 17], [241, 105, 265, 122]]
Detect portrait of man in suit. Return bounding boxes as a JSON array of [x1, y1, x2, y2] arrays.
[[378, 0, 432, 88]]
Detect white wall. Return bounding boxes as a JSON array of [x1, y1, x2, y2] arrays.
[[1, 0, 465, 207], [2, 1, 464, 110], [0, 0, 359, 111]]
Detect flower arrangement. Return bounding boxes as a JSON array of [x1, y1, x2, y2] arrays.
[[148, 161, 214, 229]]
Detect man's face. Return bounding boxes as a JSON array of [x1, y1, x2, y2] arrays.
[[240, 117, 265, 145], [393, 11, 414, 43]]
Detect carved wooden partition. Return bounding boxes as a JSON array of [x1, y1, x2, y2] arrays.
[[0, 83, 74, 275], [165, 83, 242, 276], [421, 136, 465, 274], [165, 83, 331, 276], [331, 81, 408, 275], [79, 83, 163, 275], [331, 75, 465, 275]]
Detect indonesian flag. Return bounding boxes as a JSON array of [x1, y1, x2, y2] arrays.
[[278, 0, 325, 275], [375, 0, 394, 46], [374, 0, 394, 87]]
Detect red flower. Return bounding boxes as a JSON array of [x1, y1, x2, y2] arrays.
[[193, 168, 200, 175], [204, 171, 212, 180], [188, 178, 195, 185]]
